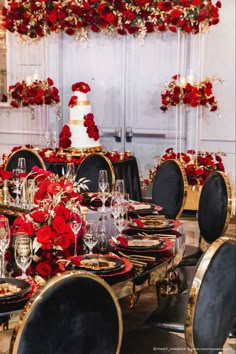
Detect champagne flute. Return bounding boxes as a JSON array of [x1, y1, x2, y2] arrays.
[[98, 183, 110, 212], [98, 170, 108, 193], [51, 131, 57, 150], [84, 221, 98, 254], [17, 157, 26, 173], [69, 203, 82, 256], [65, 162, 75, 182], [0, 216, 11, 277], [14, 236, 33, 279], [45, 131, 51, 149], [115, 179, 125, 201]]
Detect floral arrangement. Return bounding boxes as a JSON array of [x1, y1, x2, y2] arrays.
[[145, 147, 225, 187], [8, 77, 60, 109], [160, 74, 220, 112], [8, 167, 87, 279], [59, 125, 72, 149], [1, 0, 221, 41]]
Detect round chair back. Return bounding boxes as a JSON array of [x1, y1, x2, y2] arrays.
[[152, 159, 188, 219], [75, 153, 115, 192], [198, 171, 232, 244], [185, 237, 236, 352], [5, 148, 45, 173], [10, 271, 123, 354]]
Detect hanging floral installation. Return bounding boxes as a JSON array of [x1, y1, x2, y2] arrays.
[[160, 74, 221, 112], [1, 0, 221, 41]]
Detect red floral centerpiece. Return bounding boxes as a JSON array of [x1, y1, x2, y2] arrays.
[[160, 75, 220, 112], [2, 0, 221, 41], [145, 147, 225, 187], [8, 167, 88, 279], [8, 78, 60, 109]]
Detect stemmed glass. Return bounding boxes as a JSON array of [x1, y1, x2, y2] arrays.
[[69, 203, 82, 257], [12, 168, 22, 205], [14, 236, 33, 279], [98, 170, 108, 193], [84, 221, 98, 254], [65, 162, 75, 182], [45, 131, 51, 149], [51, 131, 57, 150], [17, 157, 26, 173], [98, 183, 110, 212], [0, 216, 11, 277]]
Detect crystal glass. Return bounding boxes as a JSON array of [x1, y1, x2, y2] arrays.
[[45, 131, 51, 149], [12, 168, 22, 205], [65, 162, 75, 182], [115, 179, 125, 200], [98, 183, 110, 213], [97, 215, 109, 252], [84, 221, 98, 254], [17, 157, 26, 173], [98, 170, 108, 193], [14, 236, 33, 279], [69, 203, 82, 256], [0, 216, 11, 277], [51, 131, 57, 150]]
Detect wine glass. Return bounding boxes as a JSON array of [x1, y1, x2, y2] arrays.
[[98, 170, 108, 193], [115, 179, 125, 201], [51, 131, 57, 150], [83, 221, 98, 254], [45, 131, 51, 149], [65, 162, 75, 182], [12, 168, 22, 205], [98, 183, 110, 213], [0, 216, 11, 277], [17, 157, 26, 173], [14, 236, 33, 279], [69, 203, 82, 256]]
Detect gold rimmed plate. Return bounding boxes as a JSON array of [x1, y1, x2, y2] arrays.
[[118, 235, 165, 251], [67, 255, 126, 275], [0, 278, 32, 301], [128, 218, 174, 231]]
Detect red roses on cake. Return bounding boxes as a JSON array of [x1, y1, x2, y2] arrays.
[[71, 82, 90, 93], [83, 113, 100, 141]]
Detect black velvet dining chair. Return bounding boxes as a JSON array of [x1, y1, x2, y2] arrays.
[[121, 237, 236, 354], [5, 147, 46, 173], [152, 159, 188, 220], [181, 170, 232, 267], [9, 271, 123, 354], [75, 153, 115, 192], [140, 171, 233, 338]]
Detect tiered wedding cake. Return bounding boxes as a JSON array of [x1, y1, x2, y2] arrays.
[[59, 82, 101, 153]]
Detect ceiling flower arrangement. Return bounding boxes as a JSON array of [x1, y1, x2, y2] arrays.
[[160, 74, 220, 112], [1, 0, 221, 41], [8, 77, 60, 109], [145, 147, 225, 187]]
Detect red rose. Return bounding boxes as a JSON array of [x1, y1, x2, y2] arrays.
[[47, 182, 62, 194], [52, 215, 67, 234], [36, 225, 53, 245], [71, 82, 90, 93], [30, 210, 48, 223], [117, 236, 128, 247], [54, 205, 71, 221], [35, 261, 52, 278], [47, 77, 54, 86]]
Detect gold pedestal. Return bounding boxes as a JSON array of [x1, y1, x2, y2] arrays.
[[184, 185, 201, 211]]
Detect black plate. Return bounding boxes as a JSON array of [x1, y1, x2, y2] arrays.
[[0, 278, 31, 301], [128, 218, 174, 232], [128, 204, 156, 216], [67, 255, 125, 275], [118, 236, 165, 251]]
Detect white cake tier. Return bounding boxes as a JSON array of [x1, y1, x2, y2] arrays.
[[68, 122, 100, 149], [69, 105, 92, 120], [75, 91, 88, 102]]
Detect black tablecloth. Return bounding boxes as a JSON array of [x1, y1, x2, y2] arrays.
[[45, 156, 142, 201]]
